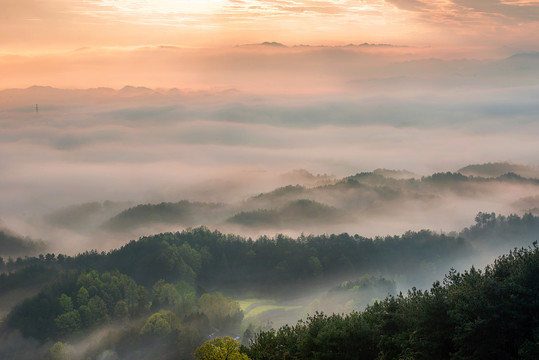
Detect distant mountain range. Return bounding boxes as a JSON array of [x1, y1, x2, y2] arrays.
[[39, 164, 539, 234]]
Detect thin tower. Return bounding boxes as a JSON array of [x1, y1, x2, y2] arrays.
[[35, 104, 39, 113]]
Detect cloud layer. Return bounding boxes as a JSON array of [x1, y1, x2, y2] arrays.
[[1, 53, 539, 249], [2, 0, 538, 53], [1, 42, 539, 252]]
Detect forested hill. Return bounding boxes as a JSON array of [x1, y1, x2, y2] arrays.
[[0, 213, 538, 359], [0, 228, 47, 257], [3, 227, 465, 295], [246, 245, 539, 360], [2, 213, 538, 294], [55, 169, 539, 234]]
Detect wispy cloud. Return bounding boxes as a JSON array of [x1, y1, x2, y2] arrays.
[[3, 0, 538, 53], [386, 0, 429, 12], [388, 0, 539, 24]]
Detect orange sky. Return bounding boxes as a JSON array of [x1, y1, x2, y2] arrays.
[[1, 0, 539, 89], [2, 0, 539, 52]]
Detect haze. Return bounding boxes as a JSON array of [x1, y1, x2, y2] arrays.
[[1, 76, 539, 251], [1, 0, 539, 253]]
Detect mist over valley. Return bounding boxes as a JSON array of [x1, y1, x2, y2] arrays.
[[2, 13, 539, 358]]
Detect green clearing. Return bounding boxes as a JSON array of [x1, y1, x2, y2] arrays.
[[238, 298, 275, 311], [237, 298, 303, 320], [244, 304, 303, 319]]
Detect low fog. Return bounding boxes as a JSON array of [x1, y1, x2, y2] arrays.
[[1, 52, 539, 252]]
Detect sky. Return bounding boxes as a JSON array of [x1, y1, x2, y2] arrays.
[[2, 0, 539, 54], [1, 0, 539, 89], [1, 0, 539, 247]]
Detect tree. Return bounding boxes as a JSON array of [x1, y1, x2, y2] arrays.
[[88, 295, 110, 325], [140, 310, 179, 336], [151, 279, 181, 310], [198, 293, 243, 332], [54, 310, 81, 336], [308, 256, 323, 277], [76, 287, 89, 307], [46, 342, 71, 360], [113, 300, 129, 321], [58, 294, 73, 313], [195, 337, 250, 360]]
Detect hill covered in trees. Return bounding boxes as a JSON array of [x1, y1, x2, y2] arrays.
[[29, 166, 539, 244], [0, 226, 47, 258], [246, 245, 539, 360], [0, 212, 538, 359], [226, 199, 347, 228], [103, 201, 227, 231], [459, 162, 539, 178]]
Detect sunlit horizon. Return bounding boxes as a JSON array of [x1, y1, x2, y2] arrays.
[[2, 0, 538, 56]]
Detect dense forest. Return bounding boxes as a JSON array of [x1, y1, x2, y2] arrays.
[[245, 245, 539, 360], [2, 212, 537, 290], [0, 212, 538, 359]]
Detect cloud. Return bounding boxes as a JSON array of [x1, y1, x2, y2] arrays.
[[451, 0, 539, 22], [1, 48, 539, 249], [0, 331, 47, 360], [387, 0, 539, 26], [1, 83, 538, 208], [1, 0, 538, 56], [386, 0, 429, 12]]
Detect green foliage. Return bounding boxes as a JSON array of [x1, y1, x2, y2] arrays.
[[46, 342, 71, 360], [152, 279, 181, 309], [87, 295, 110, 326], [321, 275, 397, 313], [198, 293, 243, 331], [54, 310, 81, 336], [195, 337, 250, 360], [247, 245, 539, 360], [519, 328, 539, 360], [176, 280, 196, 302], [76, 286, 89, 307], [140, 310, 179, 337], [58, 294, 73, 313], [6, 213, 537, 296], [113, 300, 129, 321], [248, 312, 378, 360], [460, 212, 539, 246], [331, 274, 395, 293], [151, 279, 196, 317], [105, 236, 201, 286], [226, 199, 345, 228], [3, 214, 538, 359], [308, 256, 323, 277], [7, 270, 148, 340], [0, 263, 59, 295]]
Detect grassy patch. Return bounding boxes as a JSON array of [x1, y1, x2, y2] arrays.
[[245, 304, 302, 319], [238, 298, 270, 310], [238, 298, 276, 313]]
